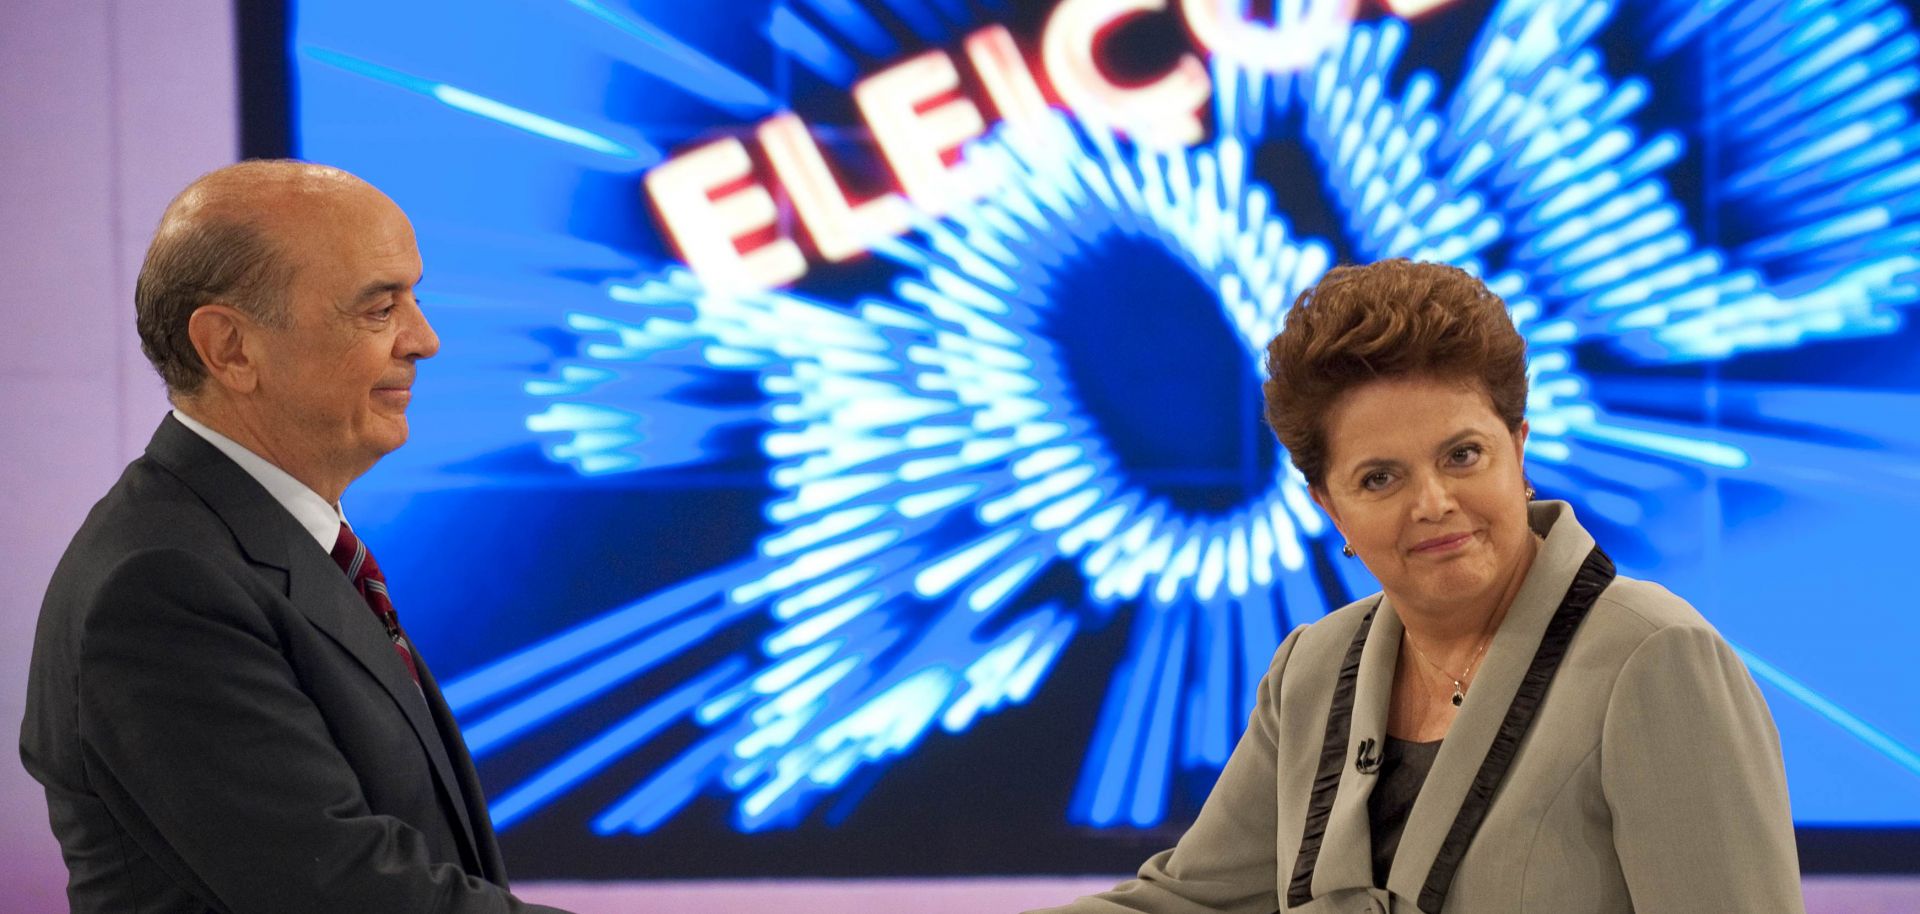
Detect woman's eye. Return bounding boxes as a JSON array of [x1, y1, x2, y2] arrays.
[[1362, 471, 1394, 491], [1448, 444, 1483, 466]]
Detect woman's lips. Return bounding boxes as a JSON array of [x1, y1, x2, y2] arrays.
[[1411, 531, 1474, 554]]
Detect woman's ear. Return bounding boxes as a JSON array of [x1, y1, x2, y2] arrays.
[[1310, 484, 1344, 538]]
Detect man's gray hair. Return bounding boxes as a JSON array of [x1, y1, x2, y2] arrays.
[[134, 162, 319, 396]]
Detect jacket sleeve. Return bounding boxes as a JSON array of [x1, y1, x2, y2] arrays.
[[1025, 623, 1310, 914], [75, 548, 574, 914], [1600, 623, 1804, 914]]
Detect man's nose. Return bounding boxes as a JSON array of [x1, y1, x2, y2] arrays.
[[402, 302, 440, 361]]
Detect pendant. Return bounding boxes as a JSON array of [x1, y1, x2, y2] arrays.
[[1450, 688, 1464, 707]]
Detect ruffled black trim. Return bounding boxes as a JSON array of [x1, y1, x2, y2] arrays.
[[1416, 546, 1615, 913], [1284, 547, 1616, 912], [1287, 598, 1380, 907]]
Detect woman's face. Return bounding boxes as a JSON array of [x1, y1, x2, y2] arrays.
[[1311, 375, 1532, 620]]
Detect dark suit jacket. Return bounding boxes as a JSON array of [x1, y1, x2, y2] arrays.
[[21, 416, 569, 913]]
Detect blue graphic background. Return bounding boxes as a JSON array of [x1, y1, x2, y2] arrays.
[[280, 0, 1920, 877]]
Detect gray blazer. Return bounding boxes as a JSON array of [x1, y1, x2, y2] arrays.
[[20, 416, 568, 913], [1031, 501, 1802, 913]]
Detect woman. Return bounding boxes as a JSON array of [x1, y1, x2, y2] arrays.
[[1030, 260, 1801, 913]]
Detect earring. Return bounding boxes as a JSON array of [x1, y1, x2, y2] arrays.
[[1525, 485, 1536, 500], [1341, 543, 1356, 558]]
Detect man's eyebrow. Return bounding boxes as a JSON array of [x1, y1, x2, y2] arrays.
[[352, 278, 416, 303]]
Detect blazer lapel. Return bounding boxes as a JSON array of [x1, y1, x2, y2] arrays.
[[1310, 603, 1404, 898], [416, 654, 506, 883], [146, 416, 485, 872], [147, 415, 292, 574], [287, 544, 483, 866], [1384, 502, 1609, 910]]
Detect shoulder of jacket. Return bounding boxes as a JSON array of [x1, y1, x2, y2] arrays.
[[1592, 573, 1712, 637], [82, 458, 240, 550]]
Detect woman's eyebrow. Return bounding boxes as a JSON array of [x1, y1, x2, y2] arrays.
[[1433, 429, 1484, 455]]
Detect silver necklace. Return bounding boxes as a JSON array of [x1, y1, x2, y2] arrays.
[[1407, 624, 1495, 707], [1408, 534, 1537, 706]]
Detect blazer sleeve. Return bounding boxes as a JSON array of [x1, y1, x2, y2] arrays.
[[1599, 623, 1804, 914], [1025, 623, 1310, 914], [75, 549, 574, 914]]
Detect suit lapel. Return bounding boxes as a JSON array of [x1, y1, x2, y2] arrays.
[[1286, 597, 1377, 908], [147, 415, 292, 573], [1310, 603, 1402, 898], [416, 655, 506, 883], [287, 543, 483, 866], [146, 415, 486, 874], [1287, 502, 1610, 912], [1384, 502, 1607, 909]]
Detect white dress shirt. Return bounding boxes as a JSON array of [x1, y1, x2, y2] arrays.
[[171, 409, 346, 553]]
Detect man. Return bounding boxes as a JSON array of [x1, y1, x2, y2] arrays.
[[20, 161, 573, 913]]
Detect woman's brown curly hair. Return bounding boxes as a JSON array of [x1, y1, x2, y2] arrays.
[[1262, 259, 1528, 488]]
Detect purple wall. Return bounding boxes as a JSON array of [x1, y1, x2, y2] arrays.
[[0, 2, 1911, 911], [1, 0, 224, 909]]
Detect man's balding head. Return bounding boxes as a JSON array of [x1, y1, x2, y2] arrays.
[[138, 160, 435, 500], [135, 160, 377, 396]]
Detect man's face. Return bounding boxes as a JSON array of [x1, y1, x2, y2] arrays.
[[249, 184, 437, 480]]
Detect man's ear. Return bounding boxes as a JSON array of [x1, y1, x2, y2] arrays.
[[186, 303, 260, 395]]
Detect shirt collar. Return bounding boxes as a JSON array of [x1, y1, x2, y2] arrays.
[[170, 408, 346, 553]]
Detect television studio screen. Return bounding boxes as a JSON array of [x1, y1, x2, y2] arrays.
[[245, 0, 1920, 879]]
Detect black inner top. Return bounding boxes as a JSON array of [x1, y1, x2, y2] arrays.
[[1369, 736, 1444, 889]]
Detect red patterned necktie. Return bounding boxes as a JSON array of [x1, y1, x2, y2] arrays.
[[330, 522, 421, 685]]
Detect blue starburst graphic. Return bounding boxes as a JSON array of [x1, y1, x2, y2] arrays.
[[468, 111, 1363, 830], [291, 0, 1920, 846]]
